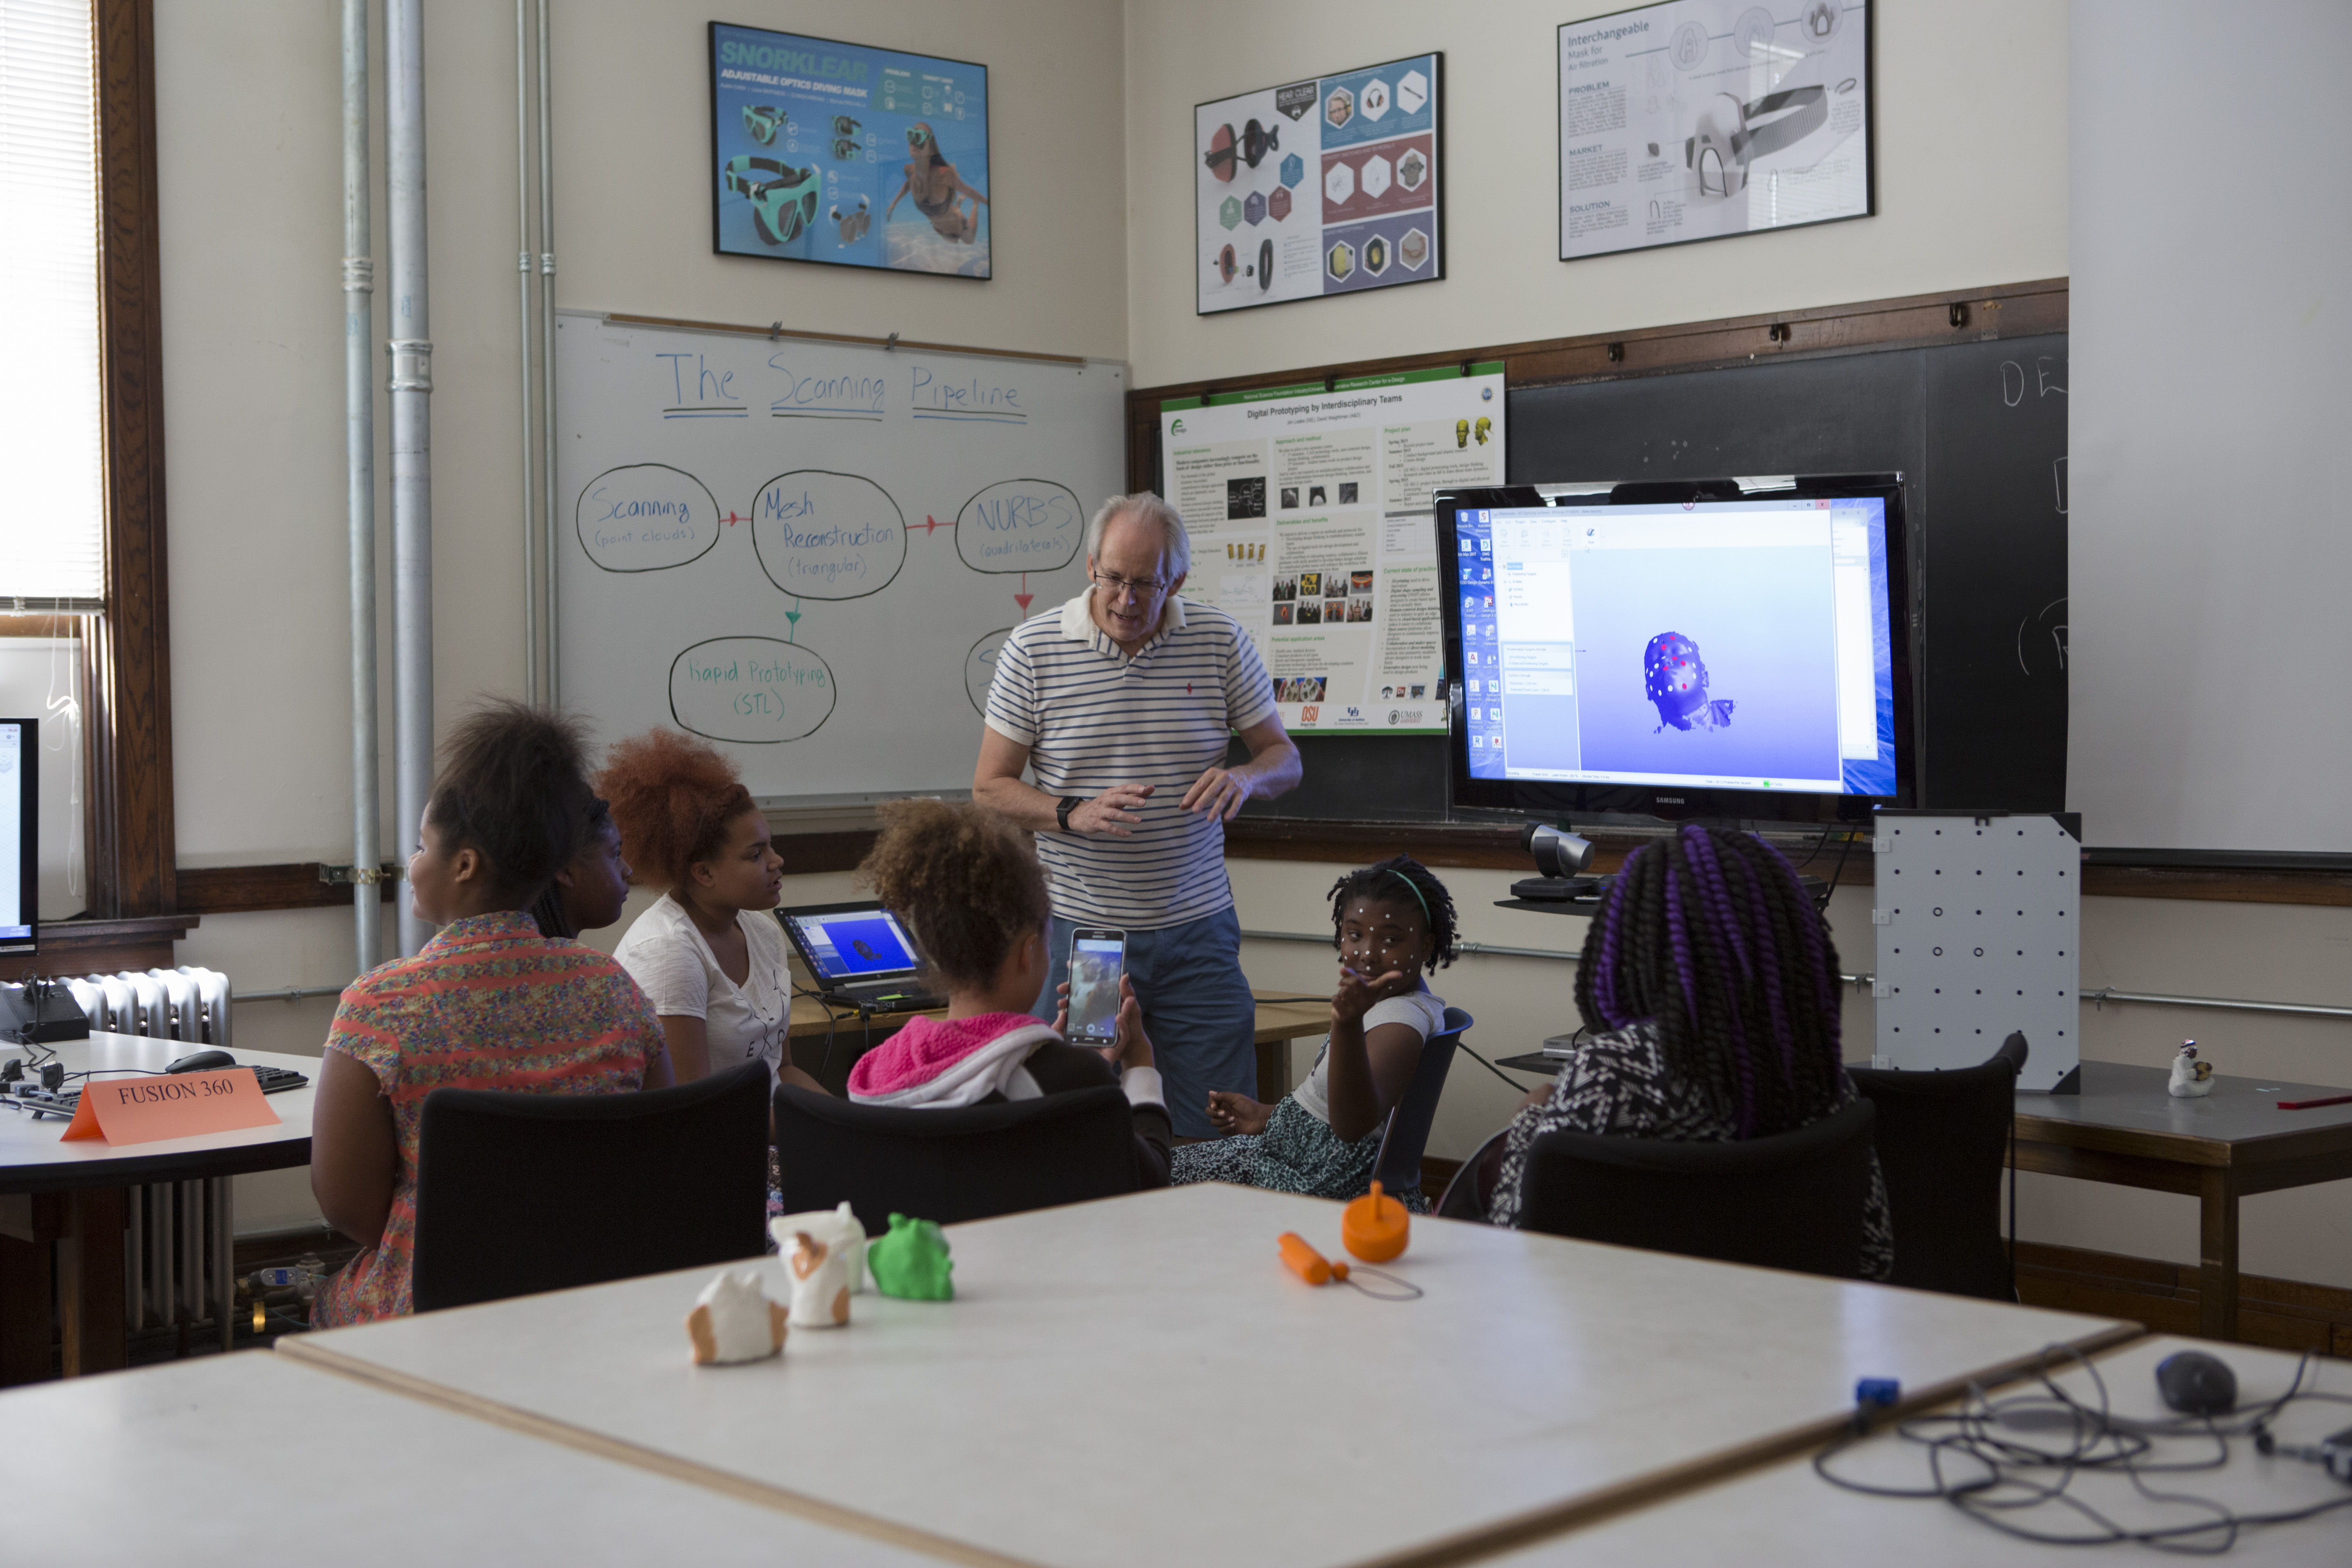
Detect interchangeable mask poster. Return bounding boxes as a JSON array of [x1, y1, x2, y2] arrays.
[[1557, 1, 1870, 261], [1158, 364, 1503, 735], [709, 22, 990, 278], [1194, 53, 1442, 315]]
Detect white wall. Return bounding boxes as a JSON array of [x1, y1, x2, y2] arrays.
[[1123, 0, 2069, 387]]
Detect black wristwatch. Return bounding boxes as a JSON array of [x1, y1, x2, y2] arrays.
[[1056, 795, 1087, 833]]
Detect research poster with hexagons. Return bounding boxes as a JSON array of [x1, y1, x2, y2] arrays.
[[1158, 364, 1503, 735], [1196, 53, 1441, 314], [709, 22, 990, 278], [555, 311, 1124, 801], [1558, 0, 1871, 261]]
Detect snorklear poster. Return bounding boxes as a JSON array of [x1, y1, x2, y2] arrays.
[[710, 22, 990, 278], [1195, 53, 1442, 315], [1557, 0, 1872, 261]]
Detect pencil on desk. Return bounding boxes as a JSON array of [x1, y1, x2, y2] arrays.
[[2276, 1094, 2352, 1110]]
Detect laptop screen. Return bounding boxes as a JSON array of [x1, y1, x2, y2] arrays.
[[781, 904, 924, 984]]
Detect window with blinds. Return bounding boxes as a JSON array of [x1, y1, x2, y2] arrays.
[[0, 0, 104, 606]]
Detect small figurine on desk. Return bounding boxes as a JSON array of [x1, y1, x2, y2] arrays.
[[2169, 1040, 2216, 1098], [788, 1230, 854, 1327], [867, 1212, 954, 1301], [685, 1269, 788, 1365]]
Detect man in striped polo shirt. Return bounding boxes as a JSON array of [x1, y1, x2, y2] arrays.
[[975, 492, 1300, 1137]]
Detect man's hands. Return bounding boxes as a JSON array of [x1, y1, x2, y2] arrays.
[[1066, 784, 1154, 837], [1055, 975, 1155, 1072], [1332, 964, 1410, 1027], [1205, 1091, 1271, 1137], [1180, 766, 1254, 822]]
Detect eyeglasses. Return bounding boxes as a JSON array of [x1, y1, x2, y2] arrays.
[[1091, 570, 1172, 600]]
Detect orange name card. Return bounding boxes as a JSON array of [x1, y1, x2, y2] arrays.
[[59, 1069, 282, 1145]]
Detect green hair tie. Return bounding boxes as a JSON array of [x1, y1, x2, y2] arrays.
[[1385, 866, 1432, 929]]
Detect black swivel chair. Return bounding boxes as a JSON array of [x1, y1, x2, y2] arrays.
[[411, 1060, 771, 1313], [773, 1082, 1139, 1235], [1515, 1097, 1880, 1279], [1846, 1031, 2028, 1301], [1370, 1006, 1473, 1196]]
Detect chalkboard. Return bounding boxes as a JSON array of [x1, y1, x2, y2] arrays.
[[1243, 334, 2069, 822]]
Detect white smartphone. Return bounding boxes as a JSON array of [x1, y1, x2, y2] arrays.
[[1065, 928, 1127, 1043]]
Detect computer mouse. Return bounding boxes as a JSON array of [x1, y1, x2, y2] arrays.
[[2155, 1349, 2237, 1416], [165, 1049, 236, 1074]]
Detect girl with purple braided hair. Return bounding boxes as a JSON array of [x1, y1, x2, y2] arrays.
[[1477, 824, 1892, 1279]]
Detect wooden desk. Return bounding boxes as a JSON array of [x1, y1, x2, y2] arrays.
[[0, 1350, 947, 1566], [283, 1184, 2135, 1568], [2012, 1061, 2352, 1343], [1489, 1336, 2349, 1565], [0, 1033, 318, 1381], [787, 989, 1335, 1102]]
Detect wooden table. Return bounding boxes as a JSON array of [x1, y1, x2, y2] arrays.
[[0, 1349, 950, 1566], [788, 988, 1334, 1103], [1488, 1335, 2352, 1565], [282, 1183, 2136, 1568], [2012, 1061, 2352, 1342], [0, 1033, 318, 1381]]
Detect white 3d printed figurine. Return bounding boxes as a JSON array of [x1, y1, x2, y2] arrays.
[[773, 1201, 867, 1293], [788, 1230, 854, 1328], [2168, 1041, 2216, 1098], [685, 1269, 788, 1365]]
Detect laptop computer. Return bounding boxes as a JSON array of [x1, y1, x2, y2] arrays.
[[776, 901, 944, 1014]]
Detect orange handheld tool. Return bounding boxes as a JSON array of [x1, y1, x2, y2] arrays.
[[1278, 1231, 1348, 1285]]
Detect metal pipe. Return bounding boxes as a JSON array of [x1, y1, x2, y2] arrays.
[[537, 0, 559, 705], [2085, 987, 2352, 1023], [230, 987, 353, 1005], [386, 0, 434, 956], [514, 0, 535, 704], [341, 0, 380, 979]]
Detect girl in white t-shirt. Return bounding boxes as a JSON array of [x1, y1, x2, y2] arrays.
[[1171, 857, 1456, 1210], [601, 730, 826, 1095]]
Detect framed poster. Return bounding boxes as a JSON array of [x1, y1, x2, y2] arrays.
[[1195, 53, 1442, 315], [710, 22, 990, 278], [1558, 1, 1871, 261]]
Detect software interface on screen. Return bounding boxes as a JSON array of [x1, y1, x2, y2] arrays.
[[0, 722, 24, 942], [789, 908, 921, 981], [1454, 498, 1898, 795]]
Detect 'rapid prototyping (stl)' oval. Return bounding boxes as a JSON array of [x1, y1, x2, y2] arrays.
[[750, 470, 906, 600], [577, 465, 721, 572], [965, 628, 1013, 715], [956, 479, 1083, 574], [669, 636, 835, 744]]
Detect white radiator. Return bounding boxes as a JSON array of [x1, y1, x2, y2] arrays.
[[56, 968, 238, 1346]]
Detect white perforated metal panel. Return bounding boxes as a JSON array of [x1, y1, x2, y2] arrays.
[[1871, 812, 2080, 1091]]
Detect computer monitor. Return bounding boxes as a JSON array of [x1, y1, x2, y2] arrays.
[[776, 901, 924, 986], [0, 718, 33, 954], [1437, 479, 1914, 826]]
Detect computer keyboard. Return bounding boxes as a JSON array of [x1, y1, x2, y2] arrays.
[[1, 1062, 310, 1120]]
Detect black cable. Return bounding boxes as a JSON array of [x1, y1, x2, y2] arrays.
[[1815, 826, 1861, 912], [1456, 1038, 1543, 1092]]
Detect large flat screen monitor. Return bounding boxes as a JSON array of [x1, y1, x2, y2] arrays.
[[1437, 479, 1913, 826], [0, 718, 33, 954]]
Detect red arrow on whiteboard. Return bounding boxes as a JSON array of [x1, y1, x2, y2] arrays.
[[918, 514, 948, 535], [722, 511, 748, 527], [1014, 572, 1033, 614]]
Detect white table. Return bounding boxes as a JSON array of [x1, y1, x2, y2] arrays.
[[282, 1183, 2138, 1568], [0, 1032, 318, 1378], [0, 1349, 950, 1566], [1495, 1335, 2352, 1564]]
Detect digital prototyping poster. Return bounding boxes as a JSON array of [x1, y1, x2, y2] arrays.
[[1159, 365, 1504, 735], [1557, 1, 1870, 261], [710, 22, 990, 278], [1195, 53, 1442, 315]]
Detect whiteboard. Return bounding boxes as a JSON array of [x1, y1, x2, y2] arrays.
[[555, 312, 1123, 804]]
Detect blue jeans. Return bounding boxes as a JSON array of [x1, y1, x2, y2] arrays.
[[1032, 906, 1256, 1139]]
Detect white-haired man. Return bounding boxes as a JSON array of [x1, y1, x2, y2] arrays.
[[975, 492, 1301, 1137]]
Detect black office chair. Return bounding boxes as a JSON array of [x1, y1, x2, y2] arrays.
[[773, 1082, 1138, 1235], [1371, 1006, 1473, 1197], [1516, 1097, 1879, 1279], [1434, 1125, 1510, 1220], [1846, 1031, 2027, 1301], [411, 1060, 770, 1313]]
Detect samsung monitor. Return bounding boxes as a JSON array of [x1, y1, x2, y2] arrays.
[[0, 718, 32, 954], [1437, 479, 1913, 826]]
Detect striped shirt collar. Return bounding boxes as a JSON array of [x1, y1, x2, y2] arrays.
[[1058, 587, 1189, 661]]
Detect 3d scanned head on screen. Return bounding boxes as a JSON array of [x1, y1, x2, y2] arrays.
[[1644, 633, 1735, 733]]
